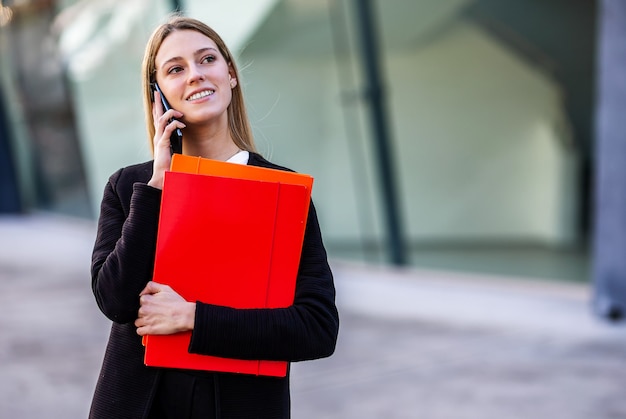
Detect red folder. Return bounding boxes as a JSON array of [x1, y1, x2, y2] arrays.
[[170, 154, 314, 193], [143, 155, 313, 377]]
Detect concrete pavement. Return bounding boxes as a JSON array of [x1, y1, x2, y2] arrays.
[[1, 214, 625, 418]]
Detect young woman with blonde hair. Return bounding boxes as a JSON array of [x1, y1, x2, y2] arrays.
[[89, 15, 338, 419]]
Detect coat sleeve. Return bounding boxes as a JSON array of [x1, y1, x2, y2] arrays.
[[189, 201, 339, 362], [91, 169, 162, 323]]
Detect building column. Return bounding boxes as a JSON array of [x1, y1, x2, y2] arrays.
[[0, 86, 21, 213], [352, 0, 407, 265], [592, 0, 626, 319]]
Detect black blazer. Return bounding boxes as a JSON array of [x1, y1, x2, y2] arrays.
[[89, 153, 339, 419]]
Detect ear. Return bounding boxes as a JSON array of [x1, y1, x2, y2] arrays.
[[228, 64, 237, 89]]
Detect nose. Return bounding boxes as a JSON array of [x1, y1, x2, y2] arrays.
[[187, 63, 205, 83]]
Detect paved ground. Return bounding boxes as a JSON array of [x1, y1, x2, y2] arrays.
[[1, 214, 626, 418]]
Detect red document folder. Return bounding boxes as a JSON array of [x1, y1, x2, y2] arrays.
[[143, 155, 313, 377], [170, 154, 314, 193]]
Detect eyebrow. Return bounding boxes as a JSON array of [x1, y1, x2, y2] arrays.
[[159, 47, 219, 70]]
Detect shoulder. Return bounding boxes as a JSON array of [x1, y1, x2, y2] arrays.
[[105, 161, 154, 208], [99, 160, 155, 218], [248, 153, 295, 173], [108, 160, 153, 189]]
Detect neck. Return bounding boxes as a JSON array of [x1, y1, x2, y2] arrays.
[[182, 125, 241, 161]]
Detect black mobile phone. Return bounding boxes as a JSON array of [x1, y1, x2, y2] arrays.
[[151, 83, 183, 155]]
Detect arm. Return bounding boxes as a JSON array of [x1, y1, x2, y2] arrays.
[[91, 171, 162, 323], [93, 97, 181, 323], [188, 202, 339, 362]]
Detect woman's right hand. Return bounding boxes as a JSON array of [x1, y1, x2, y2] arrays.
[[135, 281, 196, 336], [147, 90, 186, 190]]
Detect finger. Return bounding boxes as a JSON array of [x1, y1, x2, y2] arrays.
[[153, 107, 181, 140], [167, 109, 184, 119], [138, 296, 151, 311], [139, 281, 160, 297], [157, 106, 182, 120], [153, 117, 185, 153], [140, 281, 161, 296], [162, 118, 186, 139], [144, 281, 175, 296], [154, 90, 163, 113], [152, 91, 165, 130]]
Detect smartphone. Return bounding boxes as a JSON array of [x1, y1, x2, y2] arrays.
[[151, 83, 183, 154]]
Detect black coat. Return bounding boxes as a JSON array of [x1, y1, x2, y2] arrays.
[[89, 153, 339, 419]]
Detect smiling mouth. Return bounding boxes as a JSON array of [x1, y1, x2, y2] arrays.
[[187, 90, 215, 101]]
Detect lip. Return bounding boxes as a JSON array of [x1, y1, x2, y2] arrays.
[[186, 88, 215, 101]]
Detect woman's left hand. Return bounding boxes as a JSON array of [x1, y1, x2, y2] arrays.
[[135, 281, 196, 336]]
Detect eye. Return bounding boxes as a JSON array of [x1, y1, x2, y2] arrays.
[[201, 55, 216, 64], [167, 65, 183, 74]]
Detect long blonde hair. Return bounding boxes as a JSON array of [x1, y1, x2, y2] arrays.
[[141, 15, 257, 154]]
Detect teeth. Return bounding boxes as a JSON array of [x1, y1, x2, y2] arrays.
[[187, 90, 214, 101]]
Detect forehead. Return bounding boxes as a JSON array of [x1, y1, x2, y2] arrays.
[[156, 29, 220, 65]]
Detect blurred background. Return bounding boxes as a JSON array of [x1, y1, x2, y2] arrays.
[[2, 0, 626, 418], [0, 0, 598, 280]]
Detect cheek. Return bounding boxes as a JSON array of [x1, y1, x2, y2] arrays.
[[219, 76, 234, 101]]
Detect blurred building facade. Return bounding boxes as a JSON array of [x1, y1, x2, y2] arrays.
[[0, 0, 600, 281]]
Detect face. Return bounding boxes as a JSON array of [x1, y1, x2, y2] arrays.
[[154, 29, 236, 127]]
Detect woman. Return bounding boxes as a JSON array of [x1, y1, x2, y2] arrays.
[[89, 15, 339, 419]]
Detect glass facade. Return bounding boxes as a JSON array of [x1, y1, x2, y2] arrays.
[[0, 0, 90, 216], [0, 0, 597, 280]]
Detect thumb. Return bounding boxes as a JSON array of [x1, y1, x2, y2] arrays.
[[140, 281, 163, 296]]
